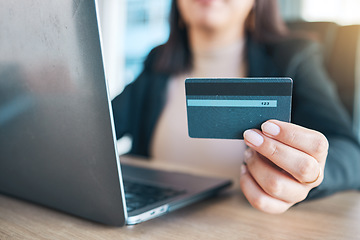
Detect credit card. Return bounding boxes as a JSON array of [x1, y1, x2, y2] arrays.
[[185, 78, 293, 139]]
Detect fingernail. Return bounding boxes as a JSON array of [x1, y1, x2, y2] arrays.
[[244, 130, 264, 147], [261, 121, 280, 136], [241, 164, 247, 175]]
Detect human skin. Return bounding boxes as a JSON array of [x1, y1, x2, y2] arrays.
[[241, 120, 326, 213]]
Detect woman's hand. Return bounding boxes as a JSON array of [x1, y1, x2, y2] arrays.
[[240, 120, 328, 214]]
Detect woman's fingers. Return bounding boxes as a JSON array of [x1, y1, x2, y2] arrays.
[[243, 148, 308, 203], [239, 164, 292, 214], [240, 120, 329, 213], [243, 129, 322, 184], [261, 120, 329, 161]]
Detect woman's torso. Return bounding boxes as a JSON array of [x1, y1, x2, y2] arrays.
[[150, 40, 248, 177]]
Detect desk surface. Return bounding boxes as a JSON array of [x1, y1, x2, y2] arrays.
[[1, 156, 360, 240]]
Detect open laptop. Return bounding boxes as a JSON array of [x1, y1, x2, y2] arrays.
[[0, 0, 231, 226]]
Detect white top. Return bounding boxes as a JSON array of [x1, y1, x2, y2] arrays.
[[150, 40, 247, 178]]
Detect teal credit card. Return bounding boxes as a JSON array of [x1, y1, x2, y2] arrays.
[[185, 78, 293, 139]]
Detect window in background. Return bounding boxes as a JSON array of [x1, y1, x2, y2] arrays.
[[278, 0, 302, 21], [302, 0, 360, 25], [124, 0, 171, 86]]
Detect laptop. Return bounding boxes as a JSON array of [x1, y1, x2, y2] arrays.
[[0, 0, 231, 226]]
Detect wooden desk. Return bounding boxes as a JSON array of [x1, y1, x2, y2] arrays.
[[1, 155, 360, 240]]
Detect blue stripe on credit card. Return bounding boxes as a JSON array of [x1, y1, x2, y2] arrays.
[[187, 99, 277, 107]]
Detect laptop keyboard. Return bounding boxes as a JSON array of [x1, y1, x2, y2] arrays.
[[123, 180, 185, 213]]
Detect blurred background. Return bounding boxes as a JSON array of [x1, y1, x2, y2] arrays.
[[96, 0, 360, 153], [96, 0, 360, 98]]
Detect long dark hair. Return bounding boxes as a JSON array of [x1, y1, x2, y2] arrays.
[[152, 0, 288, 74]]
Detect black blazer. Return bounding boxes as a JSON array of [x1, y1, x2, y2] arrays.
[[112, 37, 360, 200]]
